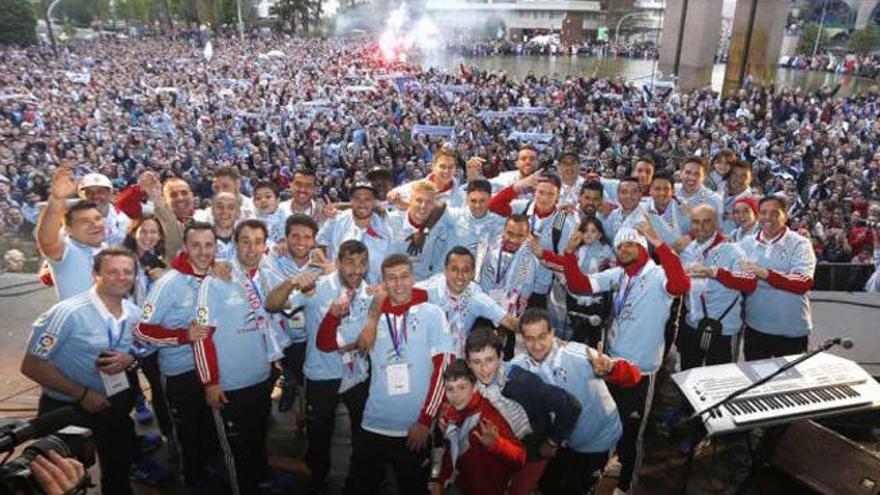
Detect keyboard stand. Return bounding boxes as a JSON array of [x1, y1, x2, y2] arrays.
[[674, 340, 849, 495]]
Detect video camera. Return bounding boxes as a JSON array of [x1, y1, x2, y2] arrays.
[[0, 407, 95, 495]]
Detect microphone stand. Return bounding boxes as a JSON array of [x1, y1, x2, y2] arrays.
[[674, 338, 847, 495]]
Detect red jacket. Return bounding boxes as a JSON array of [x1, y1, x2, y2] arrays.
[[439, 392, 526, 495]]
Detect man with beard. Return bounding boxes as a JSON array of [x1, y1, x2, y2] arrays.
[[264, 215, 323, 415], [578, 180, 605, 223], [266, 240, 371, 493], [676, 156, 724, 228], [488, 172, 578, 310], [281, 167, 330, 225], [478, 215, 538, 321], [194, 167, 256, 223], [134, 222, 220, 494], [317, 181, 389, 284], [538, 222, 690, 492], [488, 145, 540, 195]]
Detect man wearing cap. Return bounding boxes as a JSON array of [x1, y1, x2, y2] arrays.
[[37, 166, 106, 300], [366, 167, 395, 205], [78, 171, 131, 245], [538, 221, 690, 492], [730, 197, 759, 242], [317, 181, 389, 284]]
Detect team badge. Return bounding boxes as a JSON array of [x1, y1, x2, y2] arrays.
[[34, 334, 57, 357], [197, 307, 209, 324], [142, 303, 155, 320]]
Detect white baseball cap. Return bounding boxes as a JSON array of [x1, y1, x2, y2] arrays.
[[78, 173, 113, 191]]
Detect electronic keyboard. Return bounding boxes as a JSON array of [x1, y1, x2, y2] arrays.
[[672, 352, 880, 435]]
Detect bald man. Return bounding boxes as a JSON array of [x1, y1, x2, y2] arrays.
[[678, 206, 757, 369]]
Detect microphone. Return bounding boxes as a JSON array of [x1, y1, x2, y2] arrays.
[[0, 406, 76, 453]]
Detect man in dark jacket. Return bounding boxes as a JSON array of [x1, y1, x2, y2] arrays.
[[464, 324, 581, 495]]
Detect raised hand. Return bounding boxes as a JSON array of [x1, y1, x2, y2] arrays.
[[50, 166, 78, 200], [514, 172, 542, 194], [636, 213, 662, 247], [565, 230, 584, 254], [138, 170, 162, 199], [466, 156, 485, 180], [474, 418, 499, 448], [587, 346, 615, 377]]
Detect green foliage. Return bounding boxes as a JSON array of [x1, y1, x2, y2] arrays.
[[52, 0, 110, 27], [0, 0, 37, 46], [798, 22, 829, 54], [115, 0, 156, 22], [849, 25, 880, 55]]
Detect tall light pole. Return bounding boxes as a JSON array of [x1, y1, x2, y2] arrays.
[[44, 0, 63, 56], [813, 0, 828, 57], [236, 0, 244, 38]]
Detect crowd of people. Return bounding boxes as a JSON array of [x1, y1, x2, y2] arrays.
[[782, 51, 880, 80], [444, 38, 659, 59], [1, 31, 879, 495]]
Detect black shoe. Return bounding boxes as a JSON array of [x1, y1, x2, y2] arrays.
[[278, 384, 296, 412]]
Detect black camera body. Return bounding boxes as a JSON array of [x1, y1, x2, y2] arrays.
[[0, 425, 95, 495]]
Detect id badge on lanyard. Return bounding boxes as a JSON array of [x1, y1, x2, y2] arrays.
[[100, 319, 130, 396], [384, 312, 411, 396]]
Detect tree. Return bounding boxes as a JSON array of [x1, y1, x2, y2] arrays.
[[53, 0, 110, 27], [116, 0, 156, 24], [849, 25, 880, 54], [0, 0, 37, 45], [271, 0, 311, 33], [797, 21, 829, 55]]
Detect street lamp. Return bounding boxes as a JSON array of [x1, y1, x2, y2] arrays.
[[44, 0, 64, 56]]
